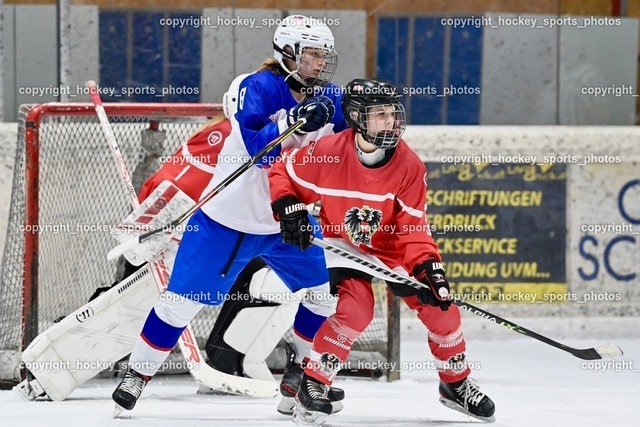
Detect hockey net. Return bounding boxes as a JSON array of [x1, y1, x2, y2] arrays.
[[0, 103, 400, 384]]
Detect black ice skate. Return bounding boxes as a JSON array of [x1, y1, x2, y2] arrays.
[[112, 369, 151, 417], [439, 377, 496, 423], [292, 374, 333, 426], [279, 362, 345, 415]]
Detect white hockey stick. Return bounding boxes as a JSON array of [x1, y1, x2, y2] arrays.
[[86, 81, 277, 400], [311, 238, 623, 361]]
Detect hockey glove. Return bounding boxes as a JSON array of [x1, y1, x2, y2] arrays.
[[287, 96, 335, 134], [413, 260, 451, 311], [272, 196, 313, 250]]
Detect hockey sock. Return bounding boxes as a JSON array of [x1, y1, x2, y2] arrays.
[[129, 295, 204, 376], [129, 308, 186, 376], [304, 277, 374, 383], [403, 295, 470, 382], [291, 283, 336, 365], [292, 303, 326, 364], [428, 329, 470, 383], [306, 316, 360, 384]]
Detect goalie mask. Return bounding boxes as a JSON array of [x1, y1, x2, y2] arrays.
[[273, 15, 338, 88], [342, 78, 406, 149]]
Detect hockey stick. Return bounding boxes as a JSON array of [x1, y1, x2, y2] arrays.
[[106, 113, 310, 261], [311, 238, 623, 361], [86, 81, 277, 399]]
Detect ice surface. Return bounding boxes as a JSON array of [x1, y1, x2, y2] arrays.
[[1, 337, 639, 427]]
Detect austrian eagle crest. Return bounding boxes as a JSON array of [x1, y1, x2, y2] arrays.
[[318, 352, 342, 376], [344, 206, 383, 247]]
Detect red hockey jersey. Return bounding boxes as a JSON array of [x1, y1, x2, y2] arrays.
[[138, 118, 230, 201], [269, 128, 441, 274]]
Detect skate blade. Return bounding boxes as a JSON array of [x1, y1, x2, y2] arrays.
[[292, 404, 329, 426], [277, 396, 296, 415], [439, 396, 496, 423], [279, 396, 344, 416], [113, 404, 126, 418]]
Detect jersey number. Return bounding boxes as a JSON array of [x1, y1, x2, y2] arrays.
[[238, 87, 247, 111]]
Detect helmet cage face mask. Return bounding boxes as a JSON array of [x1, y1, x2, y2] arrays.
[[293, 44, 338, 88], [273, 16, 338, 88], [357, 102, 406, 149], [343, 79, 406, 149]]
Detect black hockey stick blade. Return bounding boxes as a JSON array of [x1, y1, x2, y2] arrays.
[[455, 301, 624, 360], [312, 238, 624, 361]]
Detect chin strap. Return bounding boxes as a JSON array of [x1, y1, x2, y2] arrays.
[[283, 70, 309, 95]]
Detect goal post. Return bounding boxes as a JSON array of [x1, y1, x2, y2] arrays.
[[0, 102, 400, 385], [20, 103, 219, 352]]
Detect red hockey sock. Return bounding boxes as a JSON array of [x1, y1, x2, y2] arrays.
[[403, 295, 470, 382], [305, 278, 374, 384]]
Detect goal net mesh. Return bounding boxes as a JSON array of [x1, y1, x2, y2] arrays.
[[0, 103, 396, 381]]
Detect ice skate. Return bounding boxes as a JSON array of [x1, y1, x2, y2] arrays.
[[278, 362, 344, 415], [292, 374, 333, 426], [112, 369, 151, 416], [439, 377, 495, 423]]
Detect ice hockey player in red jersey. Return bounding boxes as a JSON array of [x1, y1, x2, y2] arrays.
[[269, 78, 496, 425]]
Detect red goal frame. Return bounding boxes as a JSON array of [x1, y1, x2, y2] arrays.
[[21, 103, 221, 351]]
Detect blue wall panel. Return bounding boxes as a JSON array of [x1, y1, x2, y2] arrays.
[[167, 13, 201, 102], [99, 11, 202, 102], [377, 17, 409, 90], [99, 12, 127, 102], [411, 17, 445, 125], [447, 24, 482, 124], [376, 15, 484, 124], [131, 12, 164, 102]]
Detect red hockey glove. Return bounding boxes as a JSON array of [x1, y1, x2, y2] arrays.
[[272, 196, 312, 251], [413, 260, 451, 311]]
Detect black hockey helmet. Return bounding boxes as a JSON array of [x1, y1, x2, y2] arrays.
[[342, 78, 406, 149]]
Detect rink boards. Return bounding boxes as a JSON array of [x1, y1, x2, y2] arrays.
[[406, 126, 640, 316]]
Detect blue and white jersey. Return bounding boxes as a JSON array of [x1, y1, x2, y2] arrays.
[[201, 70, 347, 234]]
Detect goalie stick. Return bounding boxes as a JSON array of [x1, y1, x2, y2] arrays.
[[106, 110, 310, 262], [86, 81, 277, 403], [311, 238, 623, 361]]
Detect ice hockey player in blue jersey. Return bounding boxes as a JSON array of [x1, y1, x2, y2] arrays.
[[112, 15, 348, 416]]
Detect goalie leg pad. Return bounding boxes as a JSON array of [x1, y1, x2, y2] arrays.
[[19, 264, 159, 401], [205, 258, 273, 376], [206, 259, 301, 383], [230, 268, 302, 381]]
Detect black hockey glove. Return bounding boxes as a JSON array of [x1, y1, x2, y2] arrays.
[[287, 96, 335, 134], [413, 260, 451, 311], [272, 196, 313, 251]]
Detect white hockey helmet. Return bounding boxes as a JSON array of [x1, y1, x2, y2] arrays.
[[273, 15, 338, 88]]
